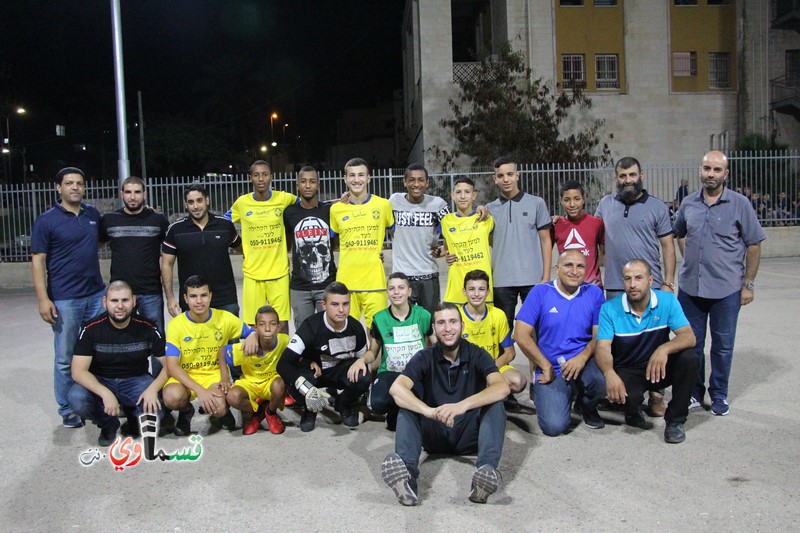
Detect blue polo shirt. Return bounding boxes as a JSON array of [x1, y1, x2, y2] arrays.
[[515, 280, 604, 377], [673, 188, 766, 299], [598, 289, 689, 369], [31, 202, 104, 301]]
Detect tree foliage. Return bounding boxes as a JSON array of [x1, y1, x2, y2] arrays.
[[432, 43, 610, 170]]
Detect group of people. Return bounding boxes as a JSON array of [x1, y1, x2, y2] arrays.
[[31, 150, 765, 505]]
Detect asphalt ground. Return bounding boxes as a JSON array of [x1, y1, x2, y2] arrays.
[[1, 257, 798, 532]]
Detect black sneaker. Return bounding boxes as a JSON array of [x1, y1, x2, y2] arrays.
[[580, 405, 605, 429], [381, 453, 418, 506], [62, 414, 84, 428], [98, 422, 119, 447], [210, 411, 236, 431], [174, 404, 195, 436], [468, 464, 500, 504], [340, 408, 359, 429], [625, 413, 654, 430], [120, 416, 141, 437], [504, 394, 523, 413], [664, 422, 686, 444], [300, 409, 317, 432]]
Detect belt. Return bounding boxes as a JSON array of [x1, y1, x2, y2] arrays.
[[408, 273, 438, 281]]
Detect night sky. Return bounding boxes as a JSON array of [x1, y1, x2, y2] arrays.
[[0, 1, 403, 179]]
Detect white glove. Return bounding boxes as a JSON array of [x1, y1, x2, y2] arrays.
[[295, 377, 331, 413]]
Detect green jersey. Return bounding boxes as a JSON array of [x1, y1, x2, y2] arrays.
[[370, 305, 432, 373]]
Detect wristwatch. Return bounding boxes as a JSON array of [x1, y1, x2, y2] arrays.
[[742, 281, 755, 290]]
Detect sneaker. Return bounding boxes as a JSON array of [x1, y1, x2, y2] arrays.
[[120, 416, 141, 437], [340, 408, 359, 429], [528, 383, 535, 402], [381, 453, 418, 506], [664, 422, 686, 444], [711, 398, 730, 416], [581, 405, 605, 429], [624, 413, 654, 430], [265, 411, 285, 434], [242, 415, 262, 435], [98, 424, 118, 447], [210, 411, 237, 431], [645, 393, 667, 417], [174, 404, 195, 436], [688, 396, 702, 410], [469, 464, 500, 504], [300, 409, 317, 432], [503, 394, 523, 413], [62, 414, 84, 428], [284, 393, 296, 407], [159, 411, 175, 435]]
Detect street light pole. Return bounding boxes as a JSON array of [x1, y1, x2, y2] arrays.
[[270, 112, 278, 144]]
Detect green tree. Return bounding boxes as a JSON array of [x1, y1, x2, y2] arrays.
[[432, 43, 610, 170]]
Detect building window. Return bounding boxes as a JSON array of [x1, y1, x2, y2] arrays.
[[562, 54, 586, 88], [707, 0, 731, 5], [559, 0, 583, 5], [672, 51, 697, 77], [674, 0, 698, 5], [786, 50, 800, 85], [708, 52, 731, 88], [595, 54, 619, 89], [594, 0, 617, 5]]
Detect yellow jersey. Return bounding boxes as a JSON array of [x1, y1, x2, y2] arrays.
[[459, 304, 513, 360], [441, 212, 494, 303], [223, 332, 289, 381], [165, 309, 248, 376]]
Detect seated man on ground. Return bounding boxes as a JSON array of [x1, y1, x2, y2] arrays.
[[381, 303, 509, 506], [513, 250, 606, 436], [276, 281, 370, 432], [219, 305, 288, 435], [595, 259, 697, 444], [69, 280, 168, 446]]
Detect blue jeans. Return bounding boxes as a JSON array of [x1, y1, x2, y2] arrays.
[[493, 285, 533, 329], [534, 358, 606, 436], [678, 289, 741, 402], [135, 293, 165, 377], [53, 290, 105, 418], [68, 374, 157, 431]]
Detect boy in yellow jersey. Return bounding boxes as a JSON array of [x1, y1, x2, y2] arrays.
[[330, 157, 394, 328], [219, 305, 288, 435], [440, 178, 494, 304], [226, 160, 297, 331], [163, 275, 256, 436], [460, 270, 527, 397]]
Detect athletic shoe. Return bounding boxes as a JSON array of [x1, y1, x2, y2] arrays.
[[624, 413, 654, 430], [98, 424, 118, 447], [581, 405, 605, 429], [210, 411, 236, 431], [120, 416, 141, 437], [503, 394, 523, 413], [159, 411, 175, 435], [174, 404, 195, 436], [468, 464, 500, 504], [242, 415, 262, 435], [62, 414, 84, 428], [300, 409, 317, 432], [664, 422, 686, 444], [284, 393, 296, 407], [265, 411, 285, 434], [645, 393, 667, 417], [340, 408, 359, 429], [688, 396, 702, 410], [711, 398, 730, 416], [381, 453, 418, 506]]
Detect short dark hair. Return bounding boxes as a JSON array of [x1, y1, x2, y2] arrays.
[[463, 269, 489, 289], [184, 274, 209, 292], [559, 180, 585, 197], [493, 156, 515, 169], [323, 281, 350, 300], [614, 157, 642, 174], [623, 258, 652, 276], [432, 302, 462, 325], [56, 167, 85, 185], [388, 272, 410, 284], [184, 183, 209, 201], [344, 157, 370, 174], [404, 163, 428, 180], [121, 176, 145, 191], [298, 165, 318, 175], [255, 305, 279, 322], [250, 160, 271, 173], [453, 176, 475, 188]]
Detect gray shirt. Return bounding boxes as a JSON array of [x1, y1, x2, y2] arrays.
[[487, 191, 551, 287], [595, 191, 673, 291], [673, 188, 766, 299], [389, 193, 449, 277]]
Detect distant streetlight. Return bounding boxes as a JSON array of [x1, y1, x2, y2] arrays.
[[271, 141, 277, 147], [269, 112, 278, 143], [260, 145, 268, 152], [3, 105, 27, 182], [283, 123, 288, 141]]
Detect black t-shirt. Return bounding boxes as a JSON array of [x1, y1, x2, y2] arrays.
[[100, 207, 169, 295], [74, 313, 166, 378], [277, 311, 368, 384], [283, 202, 337, 291], [162, 214, 241, 310], [402, 339, 499, 407]]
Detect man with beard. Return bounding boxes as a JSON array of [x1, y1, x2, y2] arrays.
[[69, 281, 167, 446], [595, 157, 676, 416], [161, 183, 242, 317], [381, 303, 509, 506], [283, 166, 338, 329], [673, 151, 766, 415], [595, 260, 696, 443]]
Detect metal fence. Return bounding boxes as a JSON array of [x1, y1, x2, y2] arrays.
[[2, 151, 798, 262]]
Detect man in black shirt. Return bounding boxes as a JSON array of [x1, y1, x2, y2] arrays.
[[276, 282, 370, 432], [381, 303, 509, 506], [161, 183, 242, 317], [283, 166, 338, 329], [69, 281, 168, 446]]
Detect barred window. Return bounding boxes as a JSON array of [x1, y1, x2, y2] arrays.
[[672, 51, 697, 77], [594, 0, 617, 5], [562, 54, 585, 89], [708, 52, 731, 89], [595, 54, 619, 89]]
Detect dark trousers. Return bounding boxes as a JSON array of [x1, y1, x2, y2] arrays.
[[290, 358, 371, 410], [615, 348, 697, 424], [370, 371, 401, 415], [395, 401, 506, 481], [493, 285, 533, 329], [408, 276, 440, 318]]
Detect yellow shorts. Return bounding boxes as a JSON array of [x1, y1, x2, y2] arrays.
[[242, 275, 291, 323], [233, 374, 282, 410], [349, 290, 387, 328], [164, 372, 221, 401], [498, 365, 516, 374]]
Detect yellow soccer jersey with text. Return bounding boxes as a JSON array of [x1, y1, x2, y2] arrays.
[[230, 191, 297, 280], [330, 195, 394, 291], [224, 333, 289, 381], [459, 305, 511, 360], [166, 309, 247, 376], [441, 212, 494, 303]]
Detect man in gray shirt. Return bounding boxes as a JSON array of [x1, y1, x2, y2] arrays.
[[389, 164, 449, 316], [487, 156, 552, 329], [673, 150, 766, 416]]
